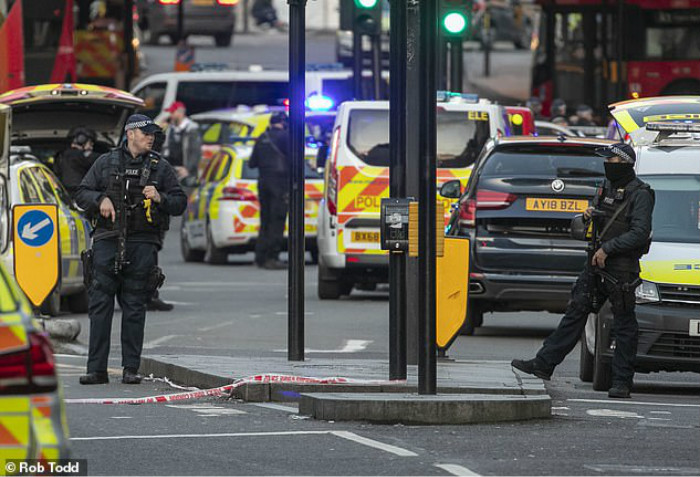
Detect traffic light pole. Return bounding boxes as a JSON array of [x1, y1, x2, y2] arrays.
[[288, 0, 306, 362], [124, 0, 134, 88], [371, 33, 382, 100], [177, 1, 184, 44], [450, 38, 463, 92], [389, 0, 408, 381], [353, 29, 363, 99], [418, 0, 438, 395]]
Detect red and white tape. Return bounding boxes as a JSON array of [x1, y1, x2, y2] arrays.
[[65, 374, 405, 405]]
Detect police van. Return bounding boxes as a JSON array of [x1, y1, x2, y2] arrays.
[[580, 111, 700, 389], [316, 95, 511, 299]]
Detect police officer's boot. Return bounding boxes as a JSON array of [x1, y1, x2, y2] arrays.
[[511, 358, 554, 380], [79, 372, 109, 385], [122, 368, 143, 385], [608, 383, 631, 399]]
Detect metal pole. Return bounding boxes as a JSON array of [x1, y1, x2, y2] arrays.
[[450, 38, 463, 93], [418, 0, 437, 395], [177, 0, 184, 43], [243, 0, 250, 34], [483, 9, 491, 77], [371, 33, 382, 100], [389, 0, 407, 381], [288, 0, 306, 362], [405, 0, 420, 367], [616, 0, 625, 100], [124, 0, 135, 89], [437, 37, 447, 91], [353, 27, 363, 99]]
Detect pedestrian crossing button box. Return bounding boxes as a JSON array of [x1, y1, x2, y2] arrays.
[[380, 198, 411, 252]]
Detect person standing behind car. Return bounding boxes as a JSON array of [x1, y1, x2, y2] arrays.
[[75, 114, 186, 385], [249, 111, 290, 270], [163, 101, 201, 181], [54, 126, 100, 197], [512, 143, 654, 399]]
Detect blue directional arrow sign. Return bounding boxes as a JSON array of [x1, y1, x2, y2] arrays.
[[17, 209, 55, 247]]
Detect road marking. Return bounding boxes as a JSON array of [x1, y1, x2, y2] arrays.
[[274, 339, 372, 354], [71, 430, 417, 457], [650, 411, 672, 415], [143, 335, 179, 349], [165, 404, 246, 416], [253, 403, 298, 413], [110, 417, 132, 420], [586, 409, 644, 419], [330, 431, 417, 457], [434, 463, 480, 476], [648, 417, 672, 421], [584, 464, 700, 475], [198, 321, 234, 332], [569, 399, 700, 408]]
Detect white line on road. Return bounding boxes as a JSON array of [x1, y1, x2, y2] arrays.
[[143, 335, 179, 349], [569, 399, 700, 408], [252, 403, 298, 413], [110, 417, 132, 420], [70, 430, 417, 457], [330, 431, 417, 457], [434, 463, 480, 476], [198, 321, 235, 332], [274, 339, 373, 354], [650, 411, 672, 415]]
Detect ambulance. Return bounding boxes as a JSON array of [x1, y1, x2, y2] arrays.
[[316, 94, 511, 299]]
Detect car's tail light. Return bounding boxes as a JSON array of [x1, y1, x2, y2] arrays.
[[458, 198, 476, 228], [217, 0, 239, 5], [158, 0, 180, 5], [475, 189, 517, 210], [218, 187, 257, 201], [326, 128, 341, 217], [0, 332, 57, 395]]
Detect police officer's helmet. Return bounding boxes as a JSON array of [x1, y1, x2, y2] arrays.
[[69, 126, 97, 146]]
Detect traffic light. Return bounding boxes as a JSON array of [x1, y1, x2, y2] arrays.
[[340, 0, 382, 36], [440, 0, 472, 38]]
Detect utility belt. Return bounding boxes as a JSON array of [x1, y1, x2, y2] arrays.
[[81, 248, 165, 293]]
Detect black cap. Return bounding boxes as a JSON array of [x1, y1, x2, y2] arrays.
[[595, 142, 636, 164], [69, 126, 96, 144], [269, 111, 288, 125], [124, 114, 160, 134]]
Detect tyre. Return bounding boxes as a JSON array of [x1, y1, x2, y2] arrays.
[[204, 223, 228, 264], [40, 288, 61, 317], [67, 290, 89, 314], [592, 314, 613, 391], [579, 326, 594, 382], [460, 300, 484, 336], [214, 32, 232, 47], [317, 262, 351, 300], [181, 223, 205, 262]]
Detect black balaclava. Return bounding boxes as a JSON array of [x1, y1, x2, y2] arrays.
[[604, 162, 636, 187]]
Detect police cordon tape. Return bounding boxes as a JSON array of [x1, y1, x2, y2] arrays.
[[64, 374, 407, 405]]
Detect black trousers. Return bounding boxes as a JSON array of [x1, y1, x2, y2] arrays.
[[255, 178, 289, 265], [537, 264, 639, 386], [86, 240, 158, 374]]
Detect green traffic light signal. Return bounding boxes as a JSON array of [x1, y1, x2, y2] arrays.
[[355, 0, 378, 8], [443, 12, 467, 35]]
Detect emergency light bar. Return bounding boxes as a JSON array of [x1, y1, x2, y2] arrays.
[[306, 94, 335, 112], [646, 122, 700, 133], [436, 91, 479, 104]]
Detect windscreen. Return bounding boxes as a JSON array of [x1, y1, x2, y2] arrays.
[[347, 109, 491, 168], [176, 81, 289, 116], [642, 10, 700, 61], [644, 174, 700, 244], [480, 148, 605, 177]]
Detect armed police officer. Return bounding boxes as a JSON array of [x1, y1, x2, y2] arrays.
[[249, 111, 290, 270], [76, 114, 187, 385], [512, 143, 654, 399]]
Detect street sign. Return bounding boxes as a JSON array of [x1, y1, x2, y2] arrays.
[[12, 204, 59, 307]]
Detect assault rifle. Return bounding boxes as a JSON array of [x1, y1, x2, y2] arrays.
[[114, 170, 130, 275]]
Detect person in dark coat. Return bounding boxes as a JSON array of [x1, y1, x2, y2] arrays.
[[54, 126, 100, 197], [75, 114, 187, 385]]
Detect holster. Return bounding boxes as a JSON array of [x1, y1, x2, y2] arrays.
[[147, 266, 166, 293], [81, 249, 94, 288]]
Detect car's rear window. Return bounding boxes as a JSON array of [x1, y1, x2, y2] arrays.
[[177, 81, 289, 116], [347, 109, 491, 168], [643, 174, 700, 244], [480, 148, 605, 177]]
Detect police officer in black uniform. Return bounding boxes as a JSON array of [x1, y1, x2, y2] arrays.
[[249, 111, 290, 270], [512, 143, 654, 399], [76, 114, 187, 385], [54, 126, 100, 197]]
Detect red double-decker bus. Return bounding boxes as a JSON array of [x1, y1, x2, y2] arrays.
[[532, 0, 700, 115]]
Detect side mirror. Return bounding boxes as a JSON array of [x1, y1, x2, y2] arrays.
[[570, 214, 589, 241], [439, 179, 461, 199], [316, 144, 329, 170]]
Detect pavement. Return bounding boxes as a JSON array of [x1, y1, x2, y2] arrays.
[[140, 354, 552, 425]]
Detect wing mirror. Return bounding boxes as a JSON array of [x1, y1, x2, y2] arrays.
[[439, 179, 462, 199]]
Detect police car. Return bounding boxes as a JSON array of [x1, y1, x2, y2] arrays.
[[316, 93, 511, 299], [581, 98, 700, 389], [0, 262, 70, 462]]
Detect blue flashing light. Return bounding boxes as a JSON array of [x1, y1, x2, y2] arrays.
[[436, 91, 479, 103], [306, 94, 335, 112]]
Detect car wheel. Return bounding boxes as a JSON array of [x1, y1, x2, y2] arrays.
[[460, 300, 484, 336], [204, 222, 228, 265], [67, 290, 89, 314], [317, 262, 350, 300], [40, 288, 61, 317], [181, 223, 205, 262], [214, 32, 232, 47], [579, 326, 594, 383], [592, 314, 613, 391]]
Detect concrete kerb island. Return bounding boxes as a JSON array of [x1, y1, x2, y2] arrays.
[[141, 355, 552, 424]]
